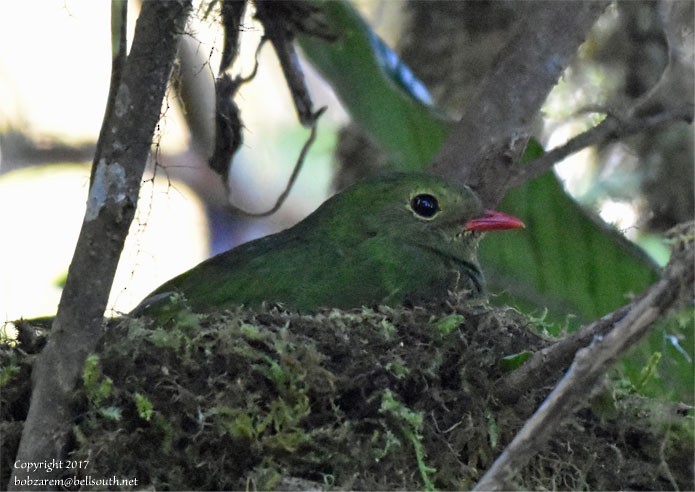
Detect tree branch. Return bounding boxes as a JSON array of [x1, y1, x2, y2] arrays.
[[431, 0, 610, 206], [508, 105, 695, 189], [493, 304, 631, 404], [473, 221, 694, 491], [9, 1, 191, 489]]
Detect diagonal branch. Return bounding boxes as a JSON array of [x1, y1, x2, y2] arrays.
[[493, 304, 631, 404], [507, 105, 695, 189], [9, 1, 191, 489], [431, 1, 610, 207]]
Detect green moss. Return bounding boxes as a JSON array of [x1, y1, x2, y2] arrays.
[[133, 393, 153, 422], [432, 313, 465, 335], [83, 354, 113, 407], [380, 389, 436, 491], [1, 298, 693, 490], [499, 350, 533, 371], [0, 356, 20, 388]]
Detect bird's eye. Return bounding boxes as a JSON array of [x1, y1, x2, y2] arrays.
[[410, 194, 440, 218]]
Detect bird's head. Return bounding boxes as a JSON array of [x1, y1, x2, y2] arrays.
[[315, 173, 524, 252]]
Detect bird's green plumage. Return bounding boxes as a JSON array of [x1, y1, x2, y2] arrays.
[[134, 173, 515, 314]]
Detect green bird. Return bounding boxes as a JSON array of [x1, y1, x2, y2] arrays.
[[133, 173, 524, 315]]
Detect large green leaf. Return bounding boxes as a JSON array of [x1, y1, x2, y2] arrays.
[[479, 172, 659, 327]]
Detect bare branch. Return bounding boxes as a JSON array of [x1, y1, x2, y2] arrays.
[[9, 2, 192, 489], [508, 105, 695, 189], [92, 0, 129, 170], [474, 221, 694, 491], [218, 0, 248, 74]]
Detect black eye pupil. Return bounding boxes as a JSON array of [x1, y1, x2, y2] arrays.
[[411, 194, 439, 218]]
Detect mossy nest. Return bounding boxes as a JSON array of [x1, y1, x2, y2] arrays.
[[2, 296, 693, 490]]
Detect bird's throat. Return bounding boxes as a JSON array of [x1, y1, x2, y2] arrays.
[[418, 243, 485, 297]]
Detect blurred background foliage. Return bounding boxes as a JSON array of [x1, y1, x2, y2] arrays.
[[0, 0, 692, 401]]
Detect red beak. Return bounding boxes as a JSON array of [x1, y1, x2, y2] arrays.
[[465, 209, 525, 232]]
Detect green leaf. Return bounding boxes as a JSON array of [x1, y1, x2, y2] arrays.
[[499, 351, 533, 371], [479, 171, 659, 329], [635, 352, 662, 391], [134, 392, 154, 422], [432, 314, 465, 335]]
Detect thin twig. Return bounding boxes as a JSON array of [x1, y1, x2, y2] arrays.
[[90, 0, 129, 188], [265, 25, 318, 127], [218, 0, 248, 74], [229, 106, 326, 218], [508, 105, 694, 189], [208, 35, 265, 180]]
